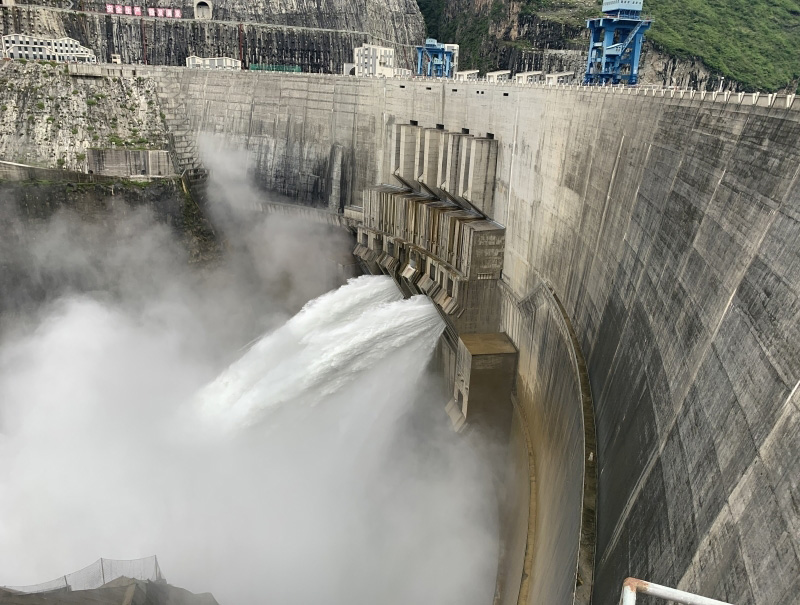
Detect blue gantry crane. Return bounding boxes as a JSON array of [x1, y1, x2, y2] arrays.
[[584, 0, 652, 86], [416, 38, 456, 78]]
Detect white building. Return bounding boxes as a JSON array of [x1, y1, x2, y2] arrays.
[[444, 43, 459, 74], [455, 69, 479, 81], [602, 0, 643, 12], [353, 44, 395, 77], [486, 70, 511, 83], [1, 34, 96, 63], [545, 71, 575, 85], [515, 70, 543, 84], [186, 55, 240, 70]]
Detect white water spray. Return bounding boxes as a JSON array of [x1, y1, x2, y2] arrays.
[[194, 275, 444, 431], [1, 274, 499, 604]]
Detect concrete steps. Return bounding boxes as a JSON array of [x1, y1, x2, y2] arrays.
[[155, 79, 206, 177]]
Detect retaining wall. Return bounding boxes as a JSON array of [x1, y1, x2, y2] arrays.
[[86, 149, 174, 177]]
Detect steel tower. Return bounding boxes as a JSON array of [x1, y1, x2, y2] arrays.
[[584, 0, 652, 86], [415, 38, 457, 78]]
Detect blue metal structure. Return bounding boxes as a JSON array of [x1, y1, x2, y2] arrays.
[[584, 0, 652, 85], [416, 38, 455, 78]]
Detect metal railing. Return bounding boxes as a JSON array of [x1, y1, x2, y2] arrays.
[[619, 577, 733, 605], [5, 556, 163, 594]]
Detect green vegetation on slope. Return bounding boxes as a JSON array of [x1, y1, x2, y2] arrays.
[[645, 0, 799, 91], [446, 14, 493, 72], [416, 0, 800, 91], [416, 0, 498, 73], [417, 0, 445, 39]]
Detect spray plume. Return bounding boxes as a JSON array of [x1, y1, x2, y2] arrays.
[[0, 146, 500, 604]]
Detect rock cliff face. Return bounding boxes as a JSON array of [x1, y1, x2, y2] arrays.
[[500, 47, 584, 77], [25, 0, 422, 32], [0, 61, 168, 171], [423, 0, 588, 74], [640, 45, 726, 91], [2, 0, 424, 70], [0, 176, 217, 317]]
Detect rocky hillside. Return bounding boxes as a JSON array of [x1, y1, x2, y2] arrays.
[[418, 0, 800, 91], [26, 0, 423, 34], [1, 0, 425, 70], [0, 61, 168, 171]]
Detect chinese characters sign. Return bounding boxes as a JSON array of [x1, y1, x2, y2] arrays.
[[106, 4, 182, 18]]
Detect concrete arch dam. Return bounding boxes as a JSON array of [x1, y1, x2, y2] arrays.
[[165, 70, 800, 605]]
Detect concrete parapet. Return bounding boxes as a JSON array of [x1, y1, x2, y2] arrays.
[[68, 63, 147, 79], [67, 63, 103, 77]]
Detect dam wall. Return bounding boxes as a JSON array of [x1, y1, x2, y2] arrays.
[[497, 280, 589, 605], [163, 69, 800, 604], [165, 69, 387, 208]]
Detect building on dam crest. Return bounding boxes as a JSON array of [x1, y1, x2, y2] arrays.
[[185, 55, 241, 70]]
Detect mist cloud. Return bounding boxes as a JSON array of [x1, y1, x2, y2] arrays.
[[0, 148, 500, 604]]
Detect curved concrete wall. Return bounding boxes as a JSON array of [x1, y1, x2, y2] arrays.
[[483, 88, 800, 605], [167, 71, 800, 604], [499, 281, 586, 605]]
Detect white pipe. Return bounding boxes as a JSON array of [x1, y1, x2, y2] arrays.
[[619, 577, 733, 605], [620, 583, 637, 605]]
